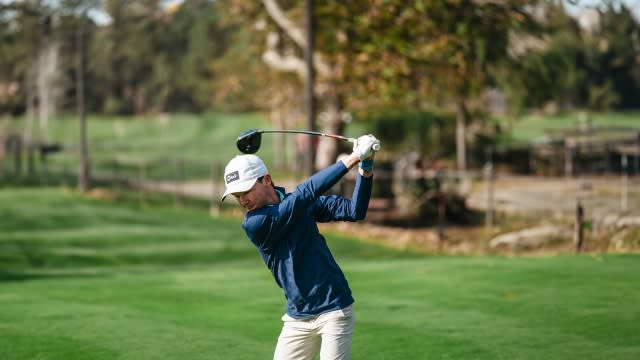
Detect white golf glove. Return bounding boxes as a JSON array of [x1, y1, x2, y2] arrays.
[[353, 134, 381, 160]]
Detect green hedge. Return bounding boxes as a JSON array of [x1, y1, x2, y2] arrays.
[[362, 110, 456, 156]]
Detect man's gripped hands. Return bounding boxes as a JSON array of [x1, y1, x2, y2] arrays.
[[353, 134, 381, 160]]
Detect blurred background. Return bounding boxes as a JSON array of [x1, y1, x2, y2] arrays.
[[1, 0, 640, 251], [2, 2, 640, 359]]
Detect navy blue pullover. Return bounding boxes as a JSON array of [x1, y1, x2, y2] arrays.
[[242, 161, 373, 319]]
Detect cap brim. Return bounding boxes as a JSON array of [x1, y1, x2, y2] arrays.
[[220, 178, 259, 202]]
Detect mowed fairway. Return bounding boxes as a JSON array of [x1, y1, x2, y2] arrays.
[[1, 189, 639, 359]]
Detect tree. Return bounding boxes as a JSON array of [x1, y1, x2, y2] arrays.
[[258, 0, 348, 169], [582, 2, 640, 110], [494, 1, 640, 112], [89, 0, 165, 114], [0, 2, 54, 141], [493, 2, 583, 113], [59, 0, 102, 191], [228, 0, 538, 170], [86, 0, 228, 114], [0, 2, 46, 117], [161, 0, 228, 111], [414, 0, 537, 170]]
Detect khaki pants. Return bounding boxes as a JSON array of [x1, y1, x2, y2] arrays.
[[273, 305, 355, 360]]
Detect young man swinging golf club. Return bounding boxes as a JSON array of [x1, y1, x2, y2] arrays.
[[221, 134, 381, 360]]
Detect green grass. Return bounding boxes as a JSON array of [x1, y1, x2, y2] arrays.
[[1, 189, 640, 359], [3, 112, 289, 182], [5, 111, 639, 183], [503, 111, 640, 143], [38, 113, 272, 162]]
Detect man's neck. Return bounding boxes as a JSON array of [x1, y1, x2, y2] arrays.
[[266, 187, 281, 205]]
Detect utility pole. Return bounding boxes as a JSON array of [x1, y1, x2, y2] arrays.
[[304, 0, 316, 176]]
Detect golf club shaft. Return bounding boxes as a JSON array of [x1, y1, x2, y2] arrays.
[[260, 130, 354, 143], [260, 130, 380, 151]]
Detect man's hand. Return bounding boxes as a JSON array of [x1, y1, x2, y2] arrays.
[[353, 134, 381, 160]]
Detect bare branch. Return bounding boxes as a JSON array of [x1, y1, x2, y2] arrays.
[[262, 0, 306, 48], [262, 50, 307, 78], [262, 32, 307, 77], [313, 54, 331, 77], [260, 7, 332, 78]]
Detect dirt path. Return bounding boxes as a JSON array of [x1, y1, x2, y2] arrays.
[[142, 174, 640, 254], [467, 175, 640, 219]]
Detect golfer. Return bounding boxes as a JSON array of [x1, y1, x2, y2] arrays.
[[221, 134, 380, 360]]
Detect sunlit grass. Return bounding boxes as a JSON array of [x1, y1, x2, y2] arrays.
[[1, 189, 639, 359], [504, 111, 640, 143]]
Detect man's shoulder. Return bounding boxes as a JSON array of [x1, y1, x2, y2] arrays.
[[243, 205, 277, 228]]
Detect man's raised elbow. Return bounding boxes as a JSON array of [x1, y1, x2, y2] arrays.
[[355, 210, 368, 221]]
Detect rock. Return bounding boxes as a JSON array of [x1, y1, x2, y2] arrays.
[[617, 216, 640, 228], [489, 226, 572, 250]]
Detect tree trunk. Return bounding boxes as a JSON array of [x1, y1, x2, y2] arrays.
[[77, 20, 90, 192], [261, 0, 339, 172], [272, 108, 286, 170], [25, 68, 37, 177], [36, 42, 61, 142], [303, 0, 316, 176], [455, 97, 468, 171], [315, 93, 344, 169]]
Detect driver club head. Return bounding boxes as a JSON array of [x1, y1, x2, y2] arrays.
[[236, 129, 262, 154]]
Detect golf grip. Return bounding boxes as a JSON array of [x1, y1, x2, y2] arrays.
[[261, 130, 381, 151], [344, 135, 380, 151], [346, 138, 381, 151]]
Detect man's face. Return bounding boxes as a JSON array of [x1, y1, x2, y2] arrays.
[[233, 175, 272, 211]]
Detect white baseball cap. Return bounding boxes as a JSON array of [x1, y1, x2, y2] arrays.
[[221, 154, 268, 201]]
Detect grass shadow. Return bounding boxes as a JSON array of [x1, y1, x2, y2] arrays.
[[0, 269, 111, 283]]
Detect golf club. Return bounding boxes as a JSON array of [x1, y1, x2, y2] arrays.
[[236, 129, 380, 154]]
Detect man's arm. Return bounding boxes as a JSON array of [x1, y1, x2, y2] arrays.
[[339, 153, 373, 178], [312, 167, 373, 222], [314, 135, 380, 222]]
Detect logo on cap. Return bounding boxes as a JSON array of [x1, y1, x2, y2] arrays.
[[225, 171, 240, 184]]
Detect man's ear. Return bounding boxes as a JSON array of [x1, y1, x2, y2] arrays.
[[263, 174, 273, 186]]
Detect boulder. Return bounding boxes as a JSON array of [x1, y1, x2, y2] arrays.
[[489, 225, 572, 250]]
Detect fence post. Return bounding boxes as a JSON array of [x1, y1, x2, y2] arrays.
[[63, 161, 70, 188], [604, 143, 611, 173], [621, 154, 628, 212], [210, 161, 221, 216], [12, 135, 22, 182], [0, 143, 4, 182], [139, 161, 146, 207], [574, 198, 584, 253], [27, 142, 35, 178], [484, 148, 494, 231], [564, 144, 573, 178], [635, 138, 639, 175], [40, 149, 48, 186], [437, 175, 446, 253], [173, 158, 183, 208], [112, 158, 119, 190], [528, 144, 536, 175]]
